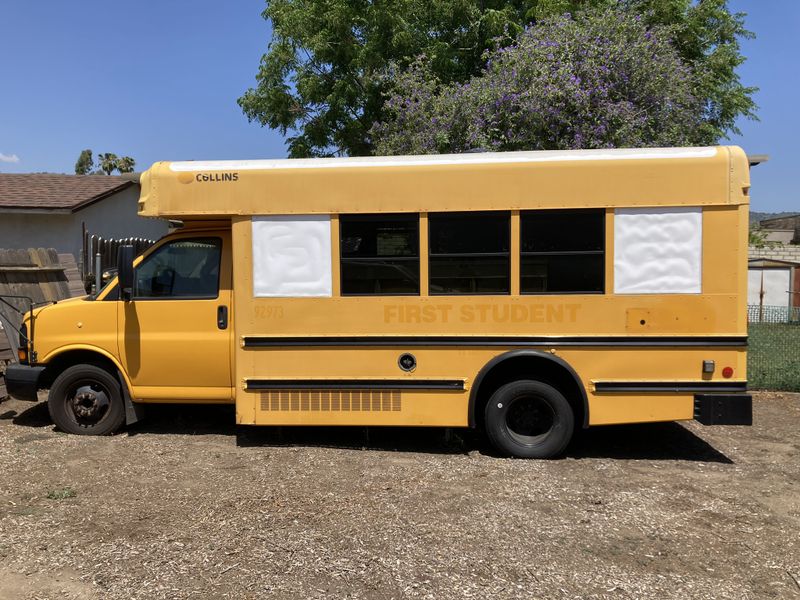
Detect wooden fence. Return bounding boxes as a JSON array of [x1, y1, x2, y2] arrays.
[[0, 249, 84, 364]]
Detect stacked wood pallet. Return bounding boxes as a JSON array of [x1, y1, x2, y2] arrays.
[[0, 249, 85, 368]]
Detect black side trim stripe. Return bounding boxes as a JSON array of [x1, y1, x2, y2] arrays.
[[595, 381, 747, 393], [242, 335, 747, 348], [245, 379, 465, 391]]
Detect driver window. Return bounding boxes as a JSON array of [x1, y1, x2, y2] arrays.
[[134, 238, 221, 299]]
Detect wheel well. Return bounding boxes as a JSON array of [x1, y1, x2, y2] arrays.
[[470, 352, 587, 431], [40, 351, 121, 389]]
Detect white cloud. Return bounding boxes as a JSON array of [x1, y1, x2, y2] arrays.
[[0, 153, 20, 164]]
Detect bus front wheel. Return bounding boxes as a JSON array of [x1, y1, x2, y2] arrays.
[[484, 380, 574, 459], [47, 364, 126, 436]]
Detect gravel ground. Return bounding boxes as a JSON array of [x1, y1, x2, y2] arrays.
[[0, 391, 798, 600]]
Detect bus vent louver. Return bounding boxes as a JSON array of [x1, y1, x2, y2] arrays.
[[259, 390, 401, 412]]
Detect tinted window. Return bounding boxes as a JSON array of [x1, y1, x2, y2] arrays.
[[521, 254, 604, 293], [134, 238, 221, 298], [520, 210, 604, 294], [340, 214, 419, 295], [521, 210, 603, 252], [429, 212, 509, 294]]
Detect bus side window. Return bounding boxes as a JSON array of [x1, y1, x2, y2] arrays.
[[429, 211, 510, 295], [340, 214, 419, 295], [520, 210, 604, 294]]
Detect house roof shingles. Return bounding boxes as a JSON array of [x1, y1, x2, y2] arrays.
[[0, 173, 134, 212]]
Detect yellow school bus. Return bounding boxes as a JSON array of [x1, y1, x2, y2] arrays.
[[5, 146, 753, 458]]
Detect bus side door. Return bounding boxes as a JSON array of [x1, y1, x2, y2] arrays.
[[117, 232, 233, 402]]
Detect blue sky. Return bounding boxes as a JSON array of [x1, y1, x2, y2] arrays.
[[0, 1, 796, 212]]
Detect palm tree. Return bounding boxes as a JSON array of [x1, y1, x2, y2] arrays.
[[97, 152, 118, 175], [116, 156, 136, 173]]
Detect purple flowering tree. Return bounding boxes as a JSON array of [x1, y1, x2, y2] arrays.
[[371, 10, 704, 155]]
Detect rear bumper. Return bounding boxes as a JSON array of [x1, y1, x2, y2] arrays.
[[694, 393, 752, 425], [3, 364, 45, 402]]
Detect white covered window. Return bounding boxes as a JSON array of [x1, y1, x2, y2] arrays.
[[614, 207, 702, 294], [252, 215, 332, 297]]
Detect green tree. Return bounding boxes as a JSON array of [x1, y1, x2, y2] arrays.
[[78, 151, 136, 175], [74, 149, 94, 175], [616, 0, 757, 144], [97, 152, 119, 175], [522, 1, 758, 144], [749, 227, 774, 249], [240, 0, 756, 156], [116, 156, 136, 173], [239, 0, 533, 157], [373, 10, 703, 154]]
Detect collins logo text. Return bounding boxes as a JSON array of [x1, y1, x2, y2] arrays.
[[195, 172, 239, 182]]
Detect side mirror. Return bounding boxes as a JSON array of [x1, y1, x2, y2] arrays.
[[101, 267, 118, 286], [117, 245, 135, 301]]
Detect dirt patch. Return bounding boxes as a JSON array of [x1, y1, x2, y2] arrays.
[[1, 392, 798, 599]]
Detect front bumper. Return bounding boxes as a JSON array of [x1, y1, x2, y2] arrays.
[[3, 364, 45, 402], [694, 393, 752, 425]]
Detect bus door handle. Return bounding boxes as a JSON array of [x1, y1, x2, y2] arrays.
[[217, 305, 228, 330]]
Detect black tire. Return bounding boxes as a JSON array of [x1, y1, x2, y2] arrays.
[[484, 380, 574, 459], [47, 364, 125, 436]]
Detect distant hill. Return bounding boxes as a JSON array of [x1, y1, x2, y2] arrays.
[[750, 211, 800, 225]]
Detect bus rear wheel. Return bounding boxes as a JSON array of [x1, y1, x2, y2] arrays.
[[47, 364, 126, 436], [484, 380, 574, 458]]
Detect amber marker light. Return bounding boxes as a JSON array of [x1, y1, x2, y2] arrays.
[[17, 348, 27, 362]]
